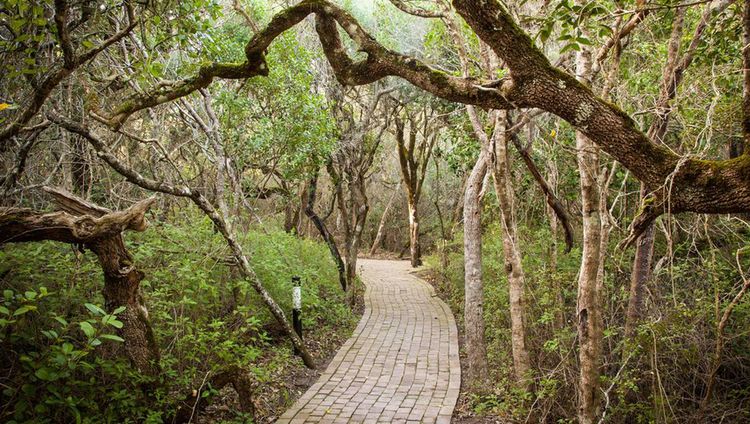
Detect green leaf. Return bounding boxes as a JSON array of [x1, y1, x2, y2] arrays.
[[101, 334, 125, 343], [34, 367, 56, 381], [13, 305, 36, 316], [79, 321, 96, 338], [0, 306, 9, 315], [576, 36, 593, 46], [112, 306, 126, 315], [84, 303, 105, 316], [108, 319, 124, 329], [559, 43, 581, 54]]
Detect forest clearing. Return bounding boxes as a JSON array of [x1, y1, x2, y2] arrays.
[[1, 0, 750, 423]]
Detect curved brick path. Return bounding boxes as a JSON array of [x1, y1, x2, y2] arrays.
[[277, 259, 460, 423]]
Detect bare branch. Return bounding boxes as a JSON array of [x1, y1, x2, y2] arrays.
[[387, 0, 445, 18], [0, 1, 136, 147]]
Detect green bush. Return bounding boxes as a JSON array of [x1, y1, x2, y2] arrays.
[[0, 212, 355, 422]]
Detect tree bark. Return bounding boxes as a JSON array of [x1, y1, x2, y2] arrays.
[[406, 198, 421, 267], [625, 184, 655, 339], [394, 114, 434, 268], [463, 148, 489, 387], [574, 45, 604, 424], [344, 174, 370, 292], [489, 112, 532, 391]]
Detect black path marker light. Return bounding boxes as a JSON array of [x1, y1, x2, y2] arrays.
[[292, 276, 302, 355]]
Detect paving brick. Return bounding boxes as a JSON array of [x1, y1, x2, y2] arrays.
[[277, 259, 460, 423]]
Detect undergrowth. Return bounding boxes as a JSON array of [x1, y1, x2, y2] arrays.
[[0, 212, 357, 423]]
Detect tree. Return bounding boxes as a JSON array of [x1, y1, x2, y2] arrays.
[[369, 181, 400, 256], [0, 188, 160, 376], [462, 137, 490, 387], [41, 0, 744, 225], [392, 99, 440, 267], [325, 86, 391, 290], [49, 113, 316, 368], [625, 0, 734, 339], [304, 171, 348, 292]]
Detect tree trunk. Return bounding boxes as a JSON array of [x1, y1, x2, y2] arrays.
[[91, 236, 160, 376], [304, 173, 347, 292], [344, 176, 369, 294], [394, 114, 430, 268], [575, 46, 604, 424], [463, 148, 489, 388], [370, 182, 399, 256], [489, 113, 532, 390], [284, 202, 301, 234], [576, 131, 603, 424], [0, 189, 160, 376], [407, 196, 422, 267], [625, 184, 655, 339]]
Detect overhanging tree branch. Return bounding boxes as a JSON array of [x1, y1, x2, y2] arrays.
[[80, 0, 750, 235], [0, 196, 154, 245]]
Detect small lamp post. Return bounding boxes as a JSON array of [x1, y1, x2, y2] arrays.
[[292, 276, 302, 355]]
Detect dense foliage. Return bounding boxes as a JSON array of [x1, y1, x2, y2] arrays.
[[428, 216, 750, 422], [1, 214, 356, 423]]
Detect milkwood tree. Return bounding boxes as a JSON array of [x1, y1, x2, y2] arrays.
[[0, 188, 160, 376], [389, 92, 443, 268], [325, 85, 391, 291], [5, 1, 750, 219]]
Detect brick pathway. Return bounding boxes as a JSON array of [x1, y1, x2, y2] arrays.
[[277, 259, 460, 423]]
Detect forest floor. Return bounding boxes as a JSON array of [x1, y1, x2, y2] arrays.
[[276, 259, 460, 423], [203, 283, 365, 423]]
